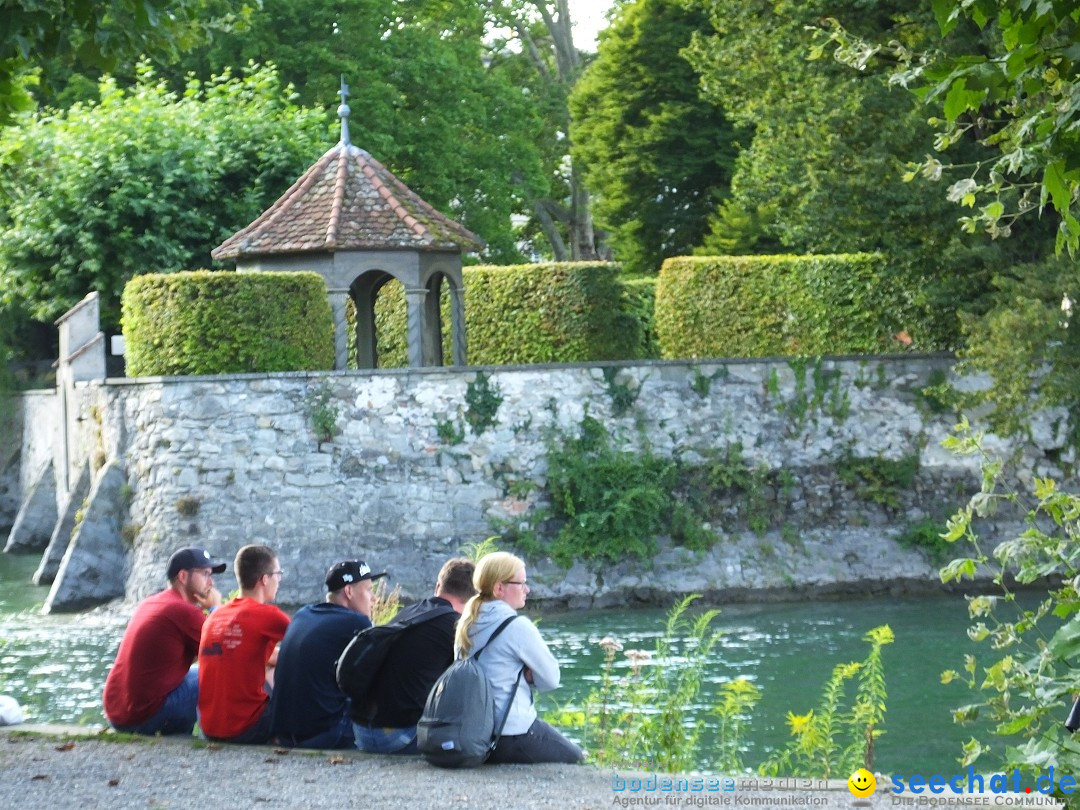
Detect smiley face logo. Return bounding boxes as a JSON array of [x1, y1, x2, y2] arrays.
[[847, 768, 876, 798]]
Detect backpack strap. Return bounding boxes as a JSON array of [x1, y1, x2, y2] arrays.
[[491, 668, 525, 752], [472, 614, 518, 660], [470, 614, 525, 753], [385, 601, 456, 633]]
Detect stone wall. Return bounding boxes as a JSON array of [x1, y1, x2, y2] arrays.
[[0, 390, 59, 534], [48, 354, 1070, 610]]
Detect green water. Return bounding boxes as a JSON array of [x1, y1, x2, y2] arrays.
[[0, 551, 1054, 775]]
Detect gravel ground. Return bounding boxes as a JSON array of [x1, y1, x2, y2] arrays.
[[0, 725, 1061, 810]]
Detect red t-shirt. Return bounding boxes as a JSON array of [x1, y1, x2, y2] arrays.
[[103, 588, 207, 727], [197, 597, 289, 739]]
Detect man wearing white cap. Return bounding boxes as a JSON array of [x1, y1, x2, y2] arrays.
[[103, 546, 225, 735], [269, 559, 386, 749]]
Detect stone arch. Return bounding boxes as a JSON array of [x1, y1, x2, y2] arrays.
[[420, 270, 466, 368], [349, 269, 396, 369], [346, 256, 466, 369]]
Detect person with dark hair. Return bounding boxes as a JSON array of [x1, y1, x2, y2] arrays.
[[197, 544, 289, 744], [270, 559, 387, 749], [353, 557, 477, 754], [455, 551, 583, 764], [103, 547, 225, 736]]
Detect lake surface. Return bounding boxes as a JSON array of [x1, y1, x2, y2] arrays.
[[0, 551, 1046, 775]]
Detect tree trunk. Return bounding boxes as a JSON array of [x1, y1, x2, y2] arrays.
[[533, 198, 569, 261], [500, 1, 599, 260]]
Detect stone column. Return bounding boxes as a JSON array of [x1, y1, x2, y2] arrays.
[[328, 290, 350, 370], [404, 288, 428, 368], [450, 285, 467, 366]]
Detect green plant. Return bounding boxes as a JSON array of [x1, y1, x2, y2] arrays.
[[541, 415, 710, 566], [370, 262, 645, 367], [713, 678, 763, 774], [917, 368, 960, 416], [781, 522, 801, 549], [937, 419, 1080, 786], [435, 418, 465, 445], [506, 479, 535, 498], [774, 357, 850, 432], [500, 426, 795, 568], [118, 483, 133, 503], [760, 624, 893, 778], [120, 523, 141, 545], [896, 519, 951, 564], [557, 595, 725, 772], [778, 468, 796, 498], [655, 254, 905, 360], [370, 579, 401, 625], [601, 367, 640, 417], [305, 382, 340, 445], [464, 371, 502, 434], [175, 496, 200, 517], [836, 453, 920, 510], [460, 536, 500, 562], [122, 270, 334, 376], [690, 367, 712, 398]]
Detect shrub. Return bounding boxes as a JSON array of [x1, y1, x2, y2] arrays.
[[122, 270, 334, 375], [556, 595, 728, 772], [370, 262, 646, 367], [939, 420, 1080, 786], [654, 253, 905, 359], [622, 276, 660, 359], [760, 625, 893, 778]]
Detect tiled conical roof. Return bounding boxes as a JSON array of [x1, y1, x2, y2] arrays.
[[212, 143, 484, 260]]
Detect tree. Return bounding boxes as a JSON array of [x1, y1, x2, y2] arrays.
[[570, 0, 737, 275], [0, 64, 329, 342], [807, 0, 1078, 442], [483, 0, 602, 259], [0, 0, 241, 125], [818, 0, 1080, 255], [166, 0, 546, 262], [683, 0, 1057, 348]]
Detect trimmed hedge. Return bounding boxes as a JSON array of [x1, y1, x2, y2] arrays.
[[122, 270, 334, 376], [622, 276, 660, 359], [655, 254, 904, 359], [371, 262, 646, 367]]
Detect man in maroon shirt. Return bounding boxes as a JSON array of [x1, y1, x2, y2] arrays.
[[103, 547, 225, 735]]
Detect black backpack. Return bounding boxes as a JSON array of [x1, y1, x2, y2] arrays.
[[335, 602, 455, 723], [417, 615, 523, 768]]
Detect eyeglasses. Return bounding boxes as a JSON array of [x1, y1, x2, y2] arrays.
[[266, 570, 285, 579], [504, 580, 528, 587]]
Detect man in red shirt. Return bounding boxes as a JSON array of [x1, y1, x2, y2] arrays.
[[198, 544, 290, 744], [103, 547, 225, 735]]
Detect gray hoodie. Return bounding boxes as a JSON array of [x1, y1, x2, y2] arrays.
[[463, 599, 561, 736]]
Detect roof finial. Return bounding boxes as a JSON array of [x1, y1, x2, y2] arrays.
[[337, 75, 351, 146]]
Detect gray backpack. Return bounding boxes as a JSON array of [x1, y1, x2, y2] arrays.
[[417, 615, 523, 768]]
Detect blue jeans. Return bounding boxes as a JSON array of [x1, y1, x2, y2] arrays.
[[204, 702, 273, 745], [111, 668, 198, 737], [279, 712, 355, 750], [353, 723, 418, 754]]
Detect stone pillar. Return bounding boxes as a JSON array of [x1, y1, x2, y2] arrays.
[[450, 284, 467, 366], [3, 460, 56, 553], [404, 288, 428, 368], [43, 461, 127, 613], [328, 290, 350, 370]]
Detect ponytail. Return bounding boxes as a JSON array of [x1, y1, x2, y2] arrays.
[[453, 550, 524, 656]]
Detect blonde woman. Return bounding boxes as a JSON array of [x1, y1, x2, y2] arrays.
[[455, 551, 583, 764]]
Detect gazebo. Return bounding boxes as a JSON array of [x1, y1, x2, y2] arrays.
[[212, 81, 484, 369]]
